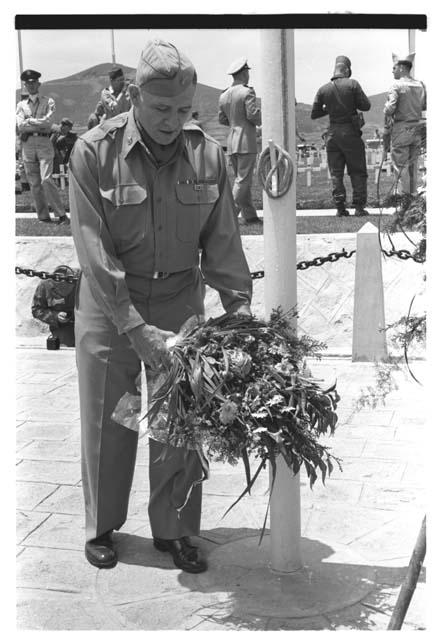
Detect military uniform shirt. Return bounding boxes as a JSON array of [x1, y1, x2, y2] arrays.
[[16, 94, 56, 134], [311, 77, 371, 124], [101, 86, 131, 118], [68, 109, 252, 335], [384, 76, 426, 122]]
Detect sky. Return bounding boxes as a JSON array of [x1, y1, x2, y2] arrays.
[[15, 26, 429, 103]]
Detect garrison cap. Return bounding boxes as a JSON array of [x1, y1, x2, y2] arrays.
[[60, 117, 73, 127], [21, 69, 41, 82], [392, 52, 415, 68], [136, 39, 197, 97], [227, 57, 250, 75]]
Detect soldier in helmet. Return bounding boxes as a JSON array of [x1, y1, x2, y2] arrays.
[[311, 55, 371, 216], [31, 265, 78, 347], [69, 39, 252, 574], [218, 57, 262, 225]]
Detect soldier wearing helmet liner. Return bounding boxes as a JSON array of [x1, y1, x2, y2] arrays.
[[311, 55, 371, 217]]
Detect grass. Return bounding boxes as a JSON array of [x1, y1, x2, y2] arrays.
[[15, 166, 396, 214], [16, 213, 394, 238]]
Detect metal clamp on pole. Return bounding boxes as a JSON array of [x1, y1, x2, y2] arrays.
[[257, 139, 294, 199]]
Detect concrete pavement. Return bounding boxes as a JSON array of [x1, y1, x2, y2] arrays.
[[16, 344, 427, 630]]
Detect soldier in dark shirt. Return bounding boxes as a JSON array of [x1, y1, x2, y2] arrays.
[[31, 265, 79, 347], [311, 55, 371, 216], [51, 118, 78, 174]]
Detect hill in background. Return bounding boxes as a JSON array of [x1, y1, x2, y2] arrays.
[[16, 62, 387, 144]]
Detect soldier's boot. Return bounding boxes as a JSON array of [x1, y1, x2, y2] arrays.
[[336, 205, 350, 217], [354, 207, 369, 216]]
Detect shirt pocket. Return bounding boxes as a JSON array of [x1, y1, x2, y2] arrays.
[[99, 184, 148, 251], [175, 182, 219, 242]]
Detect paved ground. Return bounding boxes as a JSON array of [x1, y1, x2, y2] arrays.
[[16, 343, 427, 631]]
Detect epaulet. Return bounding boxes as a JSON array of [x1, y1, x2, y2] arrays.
[[183, 123, 205, 135], [81, 112, 128, 142]]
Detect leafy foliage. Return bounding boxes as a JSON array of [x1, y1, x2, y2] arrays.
[[146, 309, 342, 504]]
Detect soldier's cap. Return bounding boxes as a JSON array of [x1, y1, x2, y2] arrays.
[[109, 67, 124, 81], [227, 57, 250, 75], [60, 117, 73, 127], [21, 69, 41, 82], [136, 39, 197, 97], [392, 52, 415, 68]]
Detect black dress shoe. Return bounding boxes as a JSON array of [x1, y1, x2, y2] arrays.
[[85, 531, 117, 569], [153, 537, 207, 573]]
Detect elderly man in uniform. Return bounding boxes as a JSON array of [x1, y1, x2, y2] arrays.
[[218, 58, 262, 225], [69, 39, 252, 574], [16, 69, 69, 224], [383, 53, 426, 201], [311, 55, 371, 217], [100, 67, 131, 118]]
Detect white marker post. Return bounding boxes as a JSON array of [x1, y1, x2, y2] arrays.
[[260, 29, 302, 573]]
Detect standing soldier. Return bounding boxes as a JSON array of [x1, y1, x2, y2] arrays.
[[311, 55, 371, 217], [383, 53, 426, 202], [69, 39, 252, 573], [218, 58, 262, 225], [16, 69, 69, 224], [101, 67, 130, 118]]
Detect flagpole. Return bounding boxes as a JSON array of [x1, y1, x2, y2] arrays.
[[111, 30, 116, 64], [408, 29, 416, 76], [17, 30, 25, 94]]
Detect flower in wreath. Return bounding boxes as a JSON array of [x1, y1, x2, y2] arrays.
[[219, 400, 238, 425], [227, 348, 252, 378]]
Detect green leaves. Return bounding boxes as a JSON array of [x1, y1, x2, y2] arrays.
[[146, 309, 342, 499]]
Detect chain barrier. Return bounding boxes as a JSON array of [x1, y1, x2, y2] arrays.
[[15, 266, 79, 283], [381, 248, 425, 264], [15, 244, 423, 285]]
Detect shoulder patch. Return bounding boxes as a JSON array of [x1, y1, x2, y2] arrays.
[[183, 123, 205, 135], [80, 112, 128, 142]]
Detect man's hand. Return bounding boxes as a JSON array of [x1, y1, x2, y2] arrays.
[[127, 323, 175, 371], [57, 311, 70, 324]]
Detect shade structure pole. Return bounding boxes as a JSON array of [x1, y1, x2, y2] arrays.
[[260, 29, 302, 573]]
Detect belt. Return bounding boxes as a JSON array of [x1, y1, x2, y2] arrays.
[[152, 271, 171, 279], [30, 132, 50, 137]]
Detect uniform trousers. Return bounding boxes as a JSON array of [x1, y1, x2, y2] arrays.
[[75, 272, 204, 542], [22, 136, 65, 221], [230, 153, 258, 221], [326, 124, 368, 208], [391, 121, 422, 196]]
